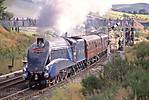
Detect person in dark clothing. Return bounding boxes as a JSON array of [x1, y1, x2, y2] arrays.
[[118, 38, 121, 50], [130, 28, 134, 46]]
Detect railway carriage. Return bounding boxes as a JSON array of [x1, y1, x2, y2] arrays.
[[81, 35, 108, 65], [99, 34, 109, 54]]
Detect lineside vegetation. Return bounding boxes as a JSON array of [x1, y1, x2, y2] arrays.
[[45, 42, 149, 100]]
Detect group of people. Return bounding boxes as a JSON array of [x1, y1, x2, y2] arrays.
[[125, 28, 135, 46], [118, 28, 135, 51]]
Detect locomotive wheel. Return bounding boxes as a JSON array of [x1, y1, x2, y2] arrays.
[[50, 78, 55, 85], [40, 80, 48, 88], [80, 62, 84, 70], [82, 61, 86, 69], [95, 57, 98, 62], [72, 66, 76, 75], [59, 72, 64, 81], [76, 64, 80, 72], [65, 71, 68, 79], [61, 70, 67, 80], [55, 74, 61, 83], [29, 81, 35, 88], [87, 61, 91, 66]]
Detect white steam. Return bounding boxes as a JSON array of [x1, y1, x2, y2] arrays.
[[37, 0, 111, 36]]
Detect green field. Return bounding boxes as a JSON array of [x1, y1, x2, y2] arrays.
[[104, 10, 149, 22]]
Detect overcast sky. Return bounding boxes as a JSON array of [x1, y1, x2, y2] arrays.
[[111, 0, 149, 4], [6, 0, 149, 18], [29, 0, 149, 4]]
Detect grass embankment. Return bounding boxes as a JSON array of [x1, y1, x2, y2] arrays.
[[0, 32, 33, 59], [45, 83, 85, 100], [0, 26, 34, 74], [104, 10, 149, 22], [45, 41, 149, 100]]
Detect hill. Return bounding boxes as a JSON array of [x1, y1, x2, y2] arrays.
[[112, 3, 149, 14], [104, 10, 149, 22]]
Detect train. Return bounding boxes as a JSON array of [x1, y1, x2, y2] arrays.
[[22, 33, 108, 88]]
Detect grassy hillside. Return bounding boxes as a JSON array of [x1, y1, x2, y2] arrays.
[[104, 10, 149, 22], [0, 26, 34, 59]]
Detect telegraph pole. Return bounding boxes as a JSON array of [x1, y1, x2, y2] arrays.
[[120, 17, 126, 60], [107, 19, 112, 62]]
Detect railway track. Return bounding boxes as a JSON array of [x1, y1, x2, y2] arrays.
[[0, 76, 28, 99], [0, 71, 22, 82], [0, 76, 24, 90], [0, 54, 107, 100]]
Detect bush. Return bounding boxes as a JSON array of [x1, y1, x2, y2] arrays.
[[104, 55, 130, 83], [85, 42, 149, 99], [45, 83, 85, 100], [126, 67, 149, 99], [133, 42, 149, 70], [88, 84, 120, 100], [81, 75, 105, 95]]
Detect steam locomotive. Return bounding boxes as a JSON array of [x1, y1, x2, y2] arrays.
[[22, 33, 108, 87]]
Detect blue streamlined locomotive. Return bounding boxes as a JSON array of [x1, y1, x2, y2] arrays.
[[23, 34, 108, 87]]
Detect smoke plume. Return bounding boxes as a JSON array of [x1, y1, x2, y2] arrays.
[[37, 0, 111, 36]]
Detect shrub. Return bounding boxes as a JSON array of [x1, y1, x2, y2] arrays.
[[126, 67, 149, 99], [133, 42, 149, 70], [45, 83, 85, 100], [88, 84, 120, 100], [104, 55, 130, 83], [81, 75, 105, 95]]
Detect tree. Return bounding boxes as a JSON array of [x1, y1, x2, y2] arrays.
[[2, 11, 13, 20], [133, 11, 137, 14], [0, 0, 13, 20], [0, 0, 7, 19], [139, 9, 147, 14]]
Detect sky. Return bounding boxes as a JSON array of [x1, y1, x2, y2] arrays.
[[6, 0, 149, 18], [29, 0, 149, 5], [111, 0, 149, 4], [6, 0, 149, 34]]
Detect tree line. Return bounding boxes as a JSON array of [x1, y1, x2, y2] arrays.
[[112, 9, 149, 15]]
